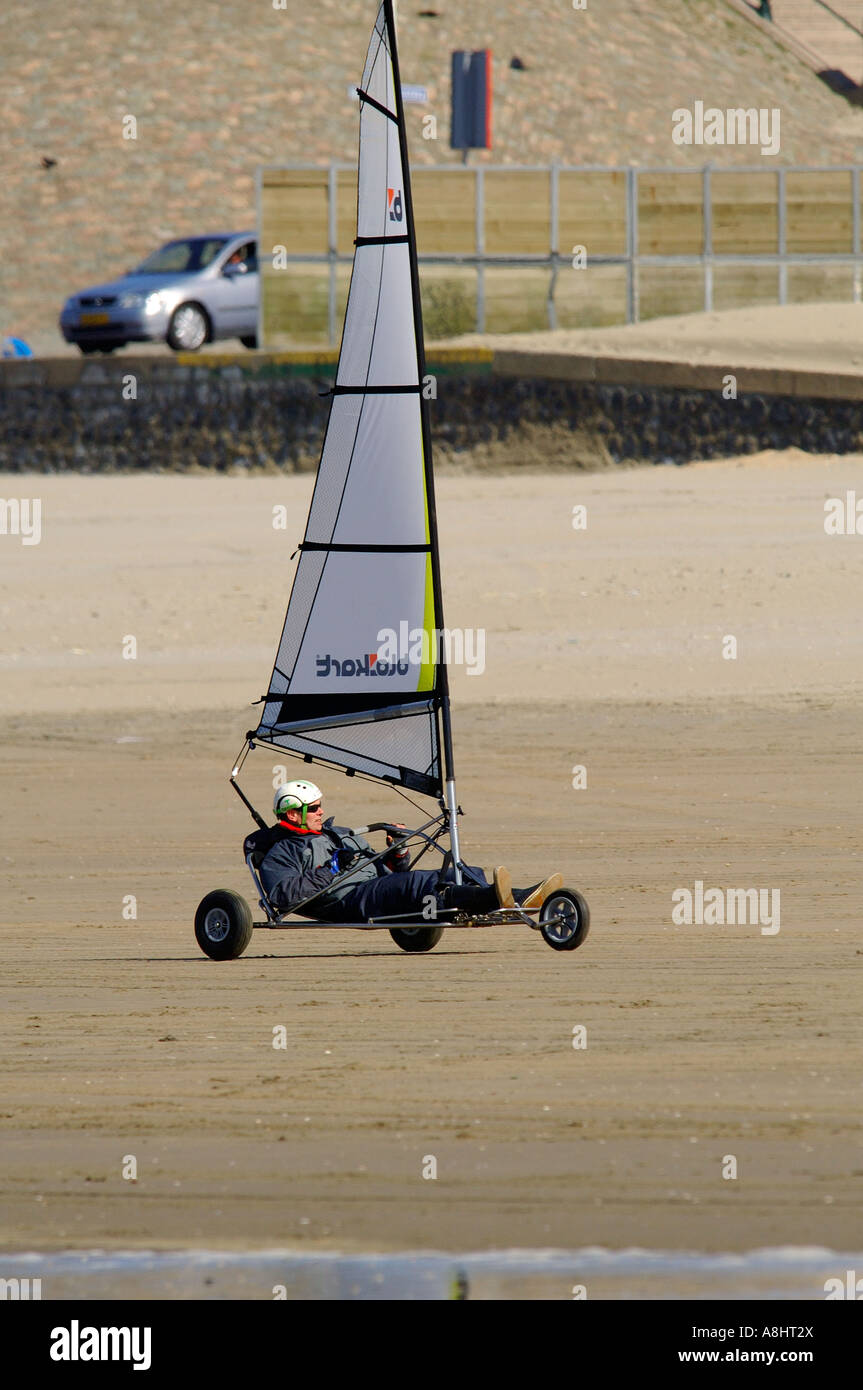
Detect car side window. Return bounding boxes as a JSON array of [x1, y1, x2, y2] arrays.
[[199, 239, 229, 269]]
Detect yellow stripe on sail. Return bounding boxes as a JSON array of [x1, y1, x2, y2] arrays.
[[417, 454, 436, 691]]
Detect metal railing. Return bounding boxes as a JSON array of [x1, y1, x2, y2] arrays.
[[257, 161, 863, 343]]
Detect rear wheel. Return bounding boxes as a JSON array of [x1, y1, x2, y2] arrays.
[[239, 334, 258, 350], [539, 889, 590, 952], [195, 889, 253, 960], [389, 925, 444, 953]]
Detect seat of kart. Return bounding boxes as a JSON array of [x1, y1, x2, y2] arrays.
[[243, 824, 283, 870]]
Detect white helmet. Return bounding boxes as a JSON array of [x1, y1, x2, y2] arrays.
[[273, 779, 322, 825]]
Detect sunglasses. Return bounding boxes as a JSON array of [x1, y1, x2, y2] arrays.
[[306, 803, 322, 814]]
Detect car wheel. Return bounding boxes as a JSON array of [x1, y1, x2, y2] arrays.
[[167, 303, 210, 352], [239, 335, 258, 350]]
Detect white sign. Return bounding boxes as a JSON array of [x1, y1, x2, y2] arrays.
[[348, 84, 428, 105]]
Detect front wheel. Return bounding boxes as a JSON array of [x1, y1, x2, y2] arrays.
[[389, 925, 444, 953], [539, 889, 590, 952], [195, 889, 253, 960], [167, 302, 209, 351]]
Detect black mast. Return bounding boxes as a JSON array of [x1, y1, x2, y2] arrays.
[[383, 0, 462, 873]]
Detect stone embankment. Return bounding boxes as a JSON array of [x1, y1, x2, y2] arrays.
[[2, 348, 863, 473]]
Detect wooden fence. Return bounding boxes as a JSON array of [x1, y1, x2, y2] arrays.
[[256, 163, 863, 345]]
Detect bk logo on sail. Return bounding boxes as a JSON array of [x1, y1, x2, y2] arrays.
[[387, 188, 403, 222]]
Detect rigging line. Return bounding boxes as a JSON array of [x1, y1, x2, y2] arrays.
[[274, 745, 411, 796], [286, 285, 369, 668], [275, 96, 388, 682], [307, 58, 395, 672], [230, 736, 252, 777], [269, 27, 396, 686], [286, 410, 362, 673], [390, 779, 436, 819], [262, 368, 338, 688], [267, 542, 326, 705], [295, 46, 397, 677], [257, 737, 439, 800]]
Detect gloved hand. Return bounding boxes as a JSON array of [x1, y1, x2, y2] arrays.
[[330, 846, 357, 875], [384, 824, 410, 872], [385, 846, 411, 872]]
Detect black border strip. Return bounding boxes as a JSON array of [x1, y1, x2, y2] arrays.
[[300, 542, 431, 552], [332, 383, 419, 395], [356, 234, 410, 245], [356, 86, 398, 122]]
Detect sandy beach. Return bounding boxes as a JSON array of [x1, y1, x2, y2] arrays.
[[1, 457, 862, 1270], [455, 302, 863, 377]]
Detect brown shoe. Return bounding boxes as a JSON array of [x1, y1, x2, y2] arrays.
[[520, 874, 563, 911], [493, 866, 515, 908]]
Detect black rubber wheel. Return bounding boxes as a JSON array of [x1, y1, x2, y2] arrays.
[[539, 889, 590, 952], [239, 334, 258, 350], [195, 889, 254, 960], [167, 302, 210, 351], [389, 925, 444, 953]]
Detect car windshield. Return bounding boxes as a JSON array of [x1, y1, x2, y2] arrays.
[[132, 237, 230, 275]]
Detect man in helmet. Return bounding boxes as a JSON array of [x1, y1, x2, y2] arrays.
[[258, 780, 561, 923]]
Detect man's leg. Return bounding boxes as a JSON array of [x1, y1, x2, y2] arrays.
[[439, 863, 488, 887], [335, 870, 444, 922], [332, 867, 507, 922]]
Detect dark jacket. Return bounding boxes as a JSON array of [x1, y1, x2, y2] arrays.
[[258, 817, 381, 917]]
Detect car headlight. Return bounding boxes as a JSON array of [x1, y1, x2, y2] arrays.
[[144, 291, 167, 315], [119, 291, 144, 309]]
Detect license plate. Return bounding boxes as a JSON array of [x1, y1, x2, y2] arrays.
[[80, 312, 109, 326]]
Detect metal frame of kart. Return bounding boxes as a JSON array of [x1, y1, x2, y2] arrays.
[[225, 733, 580, 939], [242, 808, 544, 933], [198, 736, 589, 956]]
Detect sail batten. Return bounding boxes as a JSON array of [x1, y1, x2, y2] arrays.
[[355, 88, 398, 123], [252, 0, 445, 798]]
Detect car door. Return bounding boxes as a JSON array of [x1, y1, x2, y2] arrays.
[[211, 242, 258, 338]]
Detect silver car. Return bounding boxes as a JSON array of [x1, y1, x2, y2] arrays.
[[59, 232, 259, 354]]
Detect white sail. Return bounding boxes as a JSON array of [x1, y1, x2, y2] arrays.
[[252, 1, 444, 797]]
